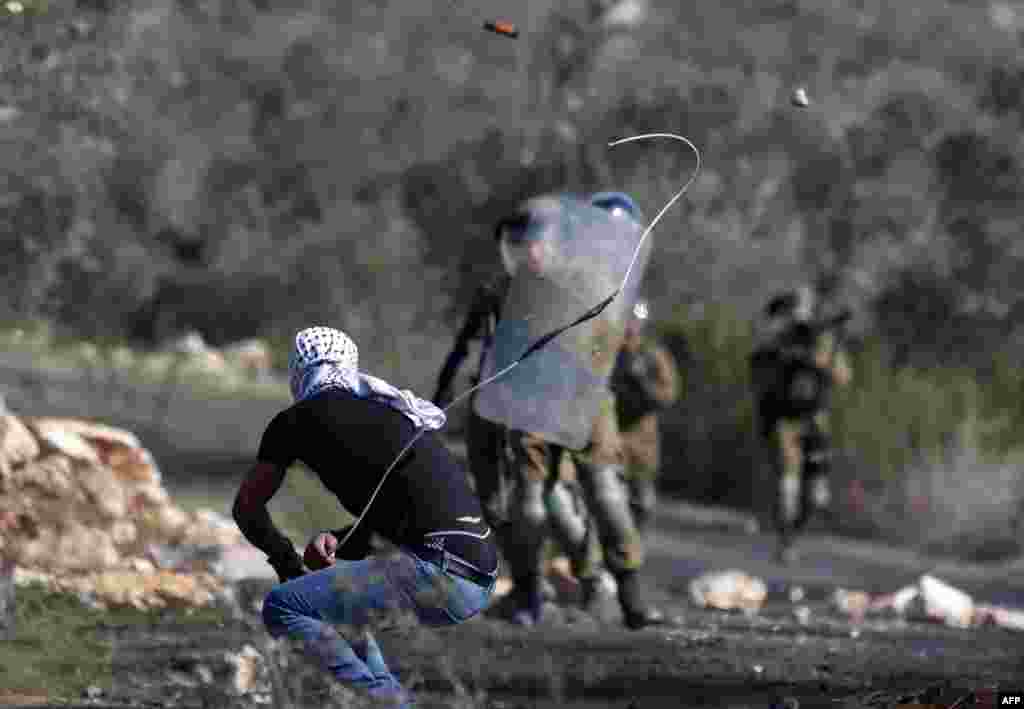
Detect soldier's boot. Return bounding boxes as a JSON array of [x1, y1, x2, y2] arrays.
[[503, 476, 549, 627], [508, 574, 544, 627], [615, 569, 670, 630], [579, 573, 602, 614]]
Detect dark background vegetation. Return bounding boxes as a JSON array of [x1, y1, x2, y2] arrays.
[[2, 0, 1024, 551]]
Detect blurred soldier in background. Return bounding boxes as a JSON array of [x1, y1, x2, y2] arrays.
[[610, 299, 681, 537], [750, 285, 853, 563]]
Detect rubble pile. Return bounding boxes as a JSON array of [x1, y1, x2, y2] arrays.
[[0, 411, 250, 609]]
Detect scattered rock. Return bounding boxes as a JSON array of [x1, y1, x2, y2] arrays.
[[794, 605, 811, 626], [869, 585, 920, 617], [974, 604, 1024, 631], [834, 576, 1023, 632], [224, 645, 265, 695], [832, 588, 871, 622], [917, 574, 973, 628], [689, 570, 767, 613]]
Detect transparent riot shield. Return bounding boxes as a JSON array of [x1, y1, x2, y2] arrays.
[[474, 193, 651, 450]]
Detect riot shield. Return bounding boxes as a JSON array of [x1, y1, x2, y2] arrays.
[[474, 193, 652, 450]]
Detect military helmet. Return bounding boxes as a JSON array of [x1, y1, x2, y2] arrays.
[[590, 191, 643, 226], [765, 286, 815, 323]]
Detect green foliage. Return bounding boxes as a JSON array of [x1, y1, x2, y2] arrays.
[[2, 0, 1024, 529]]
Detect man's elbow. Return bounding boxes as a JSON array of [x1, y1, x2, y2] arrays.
[[232, 493, 256, 528]]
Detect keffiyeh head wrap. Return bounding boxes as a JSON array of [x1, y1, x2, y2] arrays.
[[288, 327, 446, 431]]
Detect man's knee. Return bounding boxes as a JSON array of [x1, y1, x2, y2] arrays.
[[262, 587, 293, 637]]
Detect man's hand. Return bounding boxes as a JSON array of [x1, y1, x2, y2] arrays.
[[303, 531, 339, 571]]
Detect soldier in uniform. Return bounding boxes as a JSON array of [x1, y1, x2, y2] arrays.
[[749, 286, 853, 563], [434, 210, 596, 615], [479, 192, 669, 630], [610, 299, 681, 536]]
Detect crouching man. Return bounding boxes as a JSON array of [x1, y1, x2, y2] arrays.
[[232, 326, 498, 707]]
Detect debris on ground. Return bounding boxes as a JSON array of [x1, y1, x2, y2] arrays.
[[224, 644, 268, 696], [489, 556, 617, 608], [1, 411, 258, 609], [832, 574, 1024, 631], [916, 574, 974, 628], [832, 588, 872, 623], [793, 605, 812, 625], [688, 569, 767, 613]]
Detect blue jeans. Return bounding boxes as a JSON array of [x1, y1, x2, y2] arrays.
[[262, 547, 495, 707]]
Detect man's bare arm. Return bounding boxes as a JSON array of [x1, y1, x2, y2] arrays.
[[233, 461, 304, 581]]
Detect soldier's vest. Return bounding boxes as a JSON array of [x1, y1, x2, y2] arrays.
[[752, 338, 832, 420], [611, 346, 662, 426]]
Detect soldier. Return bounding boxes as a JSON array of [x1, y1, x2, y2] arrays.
[[476, 191, 669, 629], [434, 206, 596, 616], [749, 286, 853, 563], [433, 267, 511, 532], [610, 299, 681, 536]]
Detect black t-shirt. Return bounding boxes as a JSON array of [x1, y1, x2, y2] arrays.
[[258, 388, 495, 567]]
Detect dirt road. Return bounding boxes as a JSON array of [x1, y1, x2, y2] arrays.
[[41, 503, 1008, 709]]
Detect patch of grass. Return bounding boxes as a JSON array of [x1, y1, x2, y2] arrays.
[[0, 583, 230, 701]]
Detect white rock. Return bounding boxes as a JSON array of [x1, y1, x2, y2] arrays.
[[689, 570, 767, 612], [918, 575, 974, 629]]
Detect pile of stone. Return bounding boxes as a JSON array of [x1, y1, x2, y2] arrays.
[[0, 411, 250, 610]]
